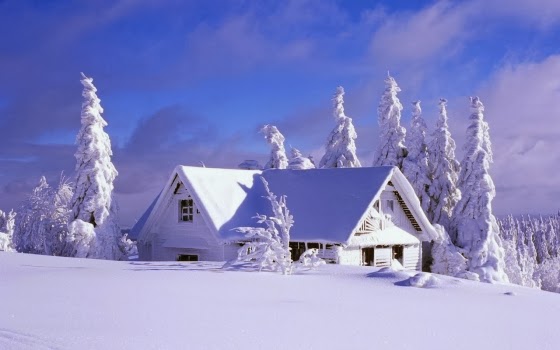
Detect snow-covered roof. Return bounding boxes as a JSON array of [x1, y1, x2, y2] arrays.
[[136, 165, 437, 244]]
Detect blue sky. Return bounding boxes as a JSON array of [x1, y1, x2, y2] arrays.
[[1, 0, 560, 226]]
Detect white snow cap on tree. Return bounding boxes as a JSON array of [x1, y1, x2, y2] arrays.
[[319, 86, 361, 168], [452, 96, 508, 283], [232, 177, 293, 274], [288, 147, 316, 170], [373, 74, 407, 168], [427, 98, 461, 230], [401, 101, 430, 214], [261, 125, 288, 169], [68, 73, 122, 260]]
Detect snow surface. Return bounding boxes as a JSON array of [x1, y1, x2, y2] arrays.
[[2, 252, 560, 350]]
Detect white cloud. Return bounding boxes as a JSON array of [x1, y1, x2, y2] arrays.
[[478, 55, 560, 214]]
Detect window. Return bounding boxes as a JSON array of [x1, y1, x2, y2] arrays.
[[177, 254, 198, 262], [386, 200, 394, 213], [180, 198, 194, 222]]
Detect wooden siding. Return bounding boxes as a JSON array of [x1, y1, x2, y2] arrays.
[[403, 245, 421, 270], [374, 247, 392, 267], [380, 189, 421, 238]]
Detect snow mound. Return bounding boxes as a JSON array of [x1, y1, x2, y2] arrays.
[[405, 272, 441, 288]]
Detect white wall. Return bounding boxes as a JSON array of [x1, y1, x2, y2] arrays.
[[338, 246, 361, 265]]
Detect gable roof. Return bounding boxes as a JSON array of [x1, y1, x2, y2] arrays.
[[135, 166, 437, 244]]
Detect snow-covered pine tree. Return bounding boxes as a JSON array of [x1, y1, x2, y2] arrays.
[[401, 101, 430, 214], [288, 147, 316, 170], [319, 86, 361, 168], [46, 177, 74, 256], [373, 74, 407, 168], [12, 176, 73, 256], [68, 73, 122, 260], [13, 177, 51, 254], [0, 209, 16, 252], [452, 96, 508, 283], [261, 125, 288, 170], [427, 98, 461, 231], [232, 177, 293, 274]]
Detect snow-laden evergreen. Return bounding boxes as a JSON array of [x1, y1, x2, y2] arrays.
[[288, 147, 316, 170], [319, 86, 361, 168], [373, 75, 407, 168], [0, 209, 16, 252], [261, 125, 288, 170], [232, 177, 293, 274], [427, 99, 461, 230], [497, 213, 560, 290], [401, 101, 430, 214], [13, 176, 74, 256], [68, 73, 122, 260], [452, 97, 508, 283], [13, 177, 51, 254]]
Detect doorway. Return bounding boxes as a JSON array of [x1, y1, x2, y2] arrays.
[[392, 245, 403, 264], [362, 248, 375, 266]]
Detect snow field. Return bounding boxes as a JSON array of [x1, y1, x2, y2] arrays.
[[2, 252, 560, 350]]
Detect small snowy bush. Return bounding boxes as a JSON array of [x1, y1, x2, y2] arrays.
[[298, 248, 325, 269], [232, 177, 293, 274], [431, 224, 467, 277]]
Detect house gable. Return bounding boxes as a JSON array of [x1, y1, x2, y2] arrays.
[[348, 168, 437, 244]]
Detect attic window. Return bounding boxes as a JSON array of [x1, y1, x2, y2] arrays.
[[180, 199, 194, 222], [386, 200, 394, 213]]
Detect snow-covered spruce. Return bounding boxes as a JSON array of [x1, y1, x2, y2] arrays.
[[451, 97, 508, 283], [373, 74, 407, 168], [288, 147, 315, 170], [13, 176, 74, 256], [319, 86, 361, 168], [401, 101, 430, 214], [427, 98, 461, 231], [261, 125, 288, 170], [13, 177, 50, 254], [0, 209, 16, 252], [68, 73, 123, 260], [231, 177, 293, 274]]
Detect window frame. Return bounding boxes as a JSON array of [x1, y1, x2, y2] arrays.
[[179, 198, 195, 222]]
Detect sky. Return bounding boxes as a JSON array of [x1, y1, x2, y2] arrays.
[[1, 0, 560, 227]]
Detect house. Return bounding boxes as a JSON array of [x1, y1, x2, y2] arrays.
[[131, 165, 438, 270]]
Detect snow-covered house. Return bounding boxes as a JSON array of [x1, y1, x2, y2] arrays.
[[132, 166, 437, 270]]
